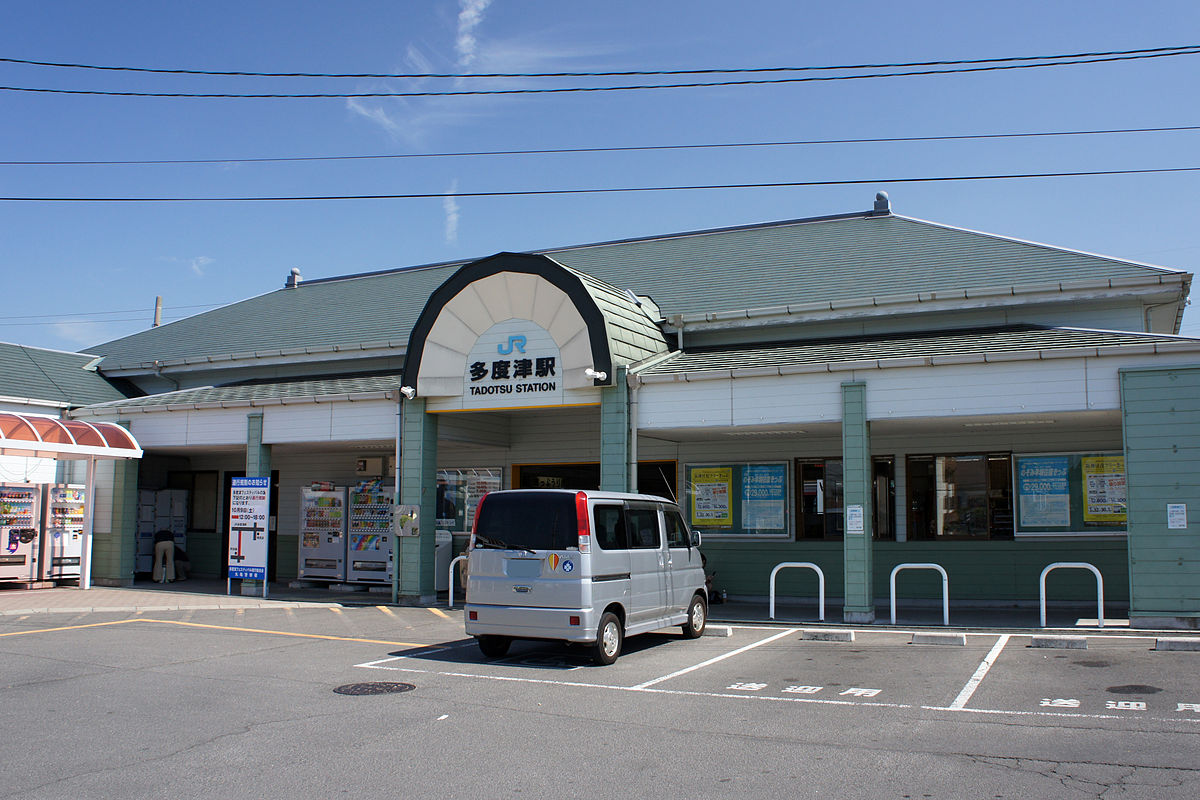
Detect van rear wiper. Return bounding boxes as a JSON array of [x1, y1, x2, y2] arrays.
[[473, 534, 537, 554]]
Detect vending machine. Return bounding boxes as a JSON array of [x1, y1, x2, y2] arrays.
[[41, 484, 86, 580], [346, 479, 393, 583], [0, 483, 41, 582], [297, 485, 347, 581]]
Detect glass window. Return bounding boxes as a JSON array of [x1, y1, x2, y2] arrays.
[[593, 504, 628, 550], [796, 458, 894, 540], [664, 508, 690, 548], [1013, 453, 1126, 536], [474, 492, 576, 550], [626, 507, 661, 549], [685, 463, 788, 537], [907, 454, 1013, 540]]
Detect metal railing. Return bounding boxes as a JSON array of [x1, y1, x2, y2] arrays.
[[890, 563, 949, 625], [1039, 562, 1104, 628], [448, 555, 467, 608], [768, 562, 825, 621]]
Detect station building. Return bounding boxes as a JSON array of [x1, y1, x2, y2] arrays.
[[31, 194, 1200, 626]]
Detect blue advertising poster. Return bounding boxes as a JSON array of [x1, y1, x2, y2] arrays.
[[1018, 456, 1070, 527], [228, 477, 270, 580], [741, 464, 786, 530]]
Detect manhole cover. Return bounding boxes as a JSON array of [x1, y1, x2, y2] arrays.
[[1106, 684, 1163, 695], [333, 682, 415, 696]]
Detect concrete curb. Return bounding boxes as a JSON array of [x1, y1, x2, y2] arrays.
[[1031, 635, 1088, 649], [802, 629, 855, 642], [703, 625, 733, 637], [1155, 637, 1200, 651], [911, 632, 966, 646]]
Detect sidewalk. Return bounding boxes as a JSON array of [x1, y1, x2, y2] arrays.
[[0, 578, 1137, 632]]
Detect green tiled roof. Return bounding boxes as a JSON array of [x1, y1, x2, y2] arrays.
[[88, 212, 1187, 370], [0, 342, 133, 406], [637, 327, 1200, 376], [83, 373, 403, 411]]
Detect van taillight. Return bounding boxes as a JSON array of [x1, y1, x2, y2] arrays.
[[575, 491, 590, 553], [468, 493, 489, 550]]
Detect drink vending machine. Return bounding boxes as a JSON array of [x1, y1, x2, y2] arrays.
[[41, 484, 86, 580], [346, 479, 394, 583], [0, 483, 41, 582], [297, 484, 346, 581]]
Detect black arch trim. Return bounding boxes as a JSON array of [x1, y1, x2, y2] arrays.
[[402, 252, 613, 390]]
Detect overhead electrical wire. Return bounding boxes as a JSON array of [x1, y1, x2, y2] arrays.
[[4, 165, 1200, 203], [2, 44, 1197, 79], [2, 124, 1198, 167], [2, 50, 1198, 98]]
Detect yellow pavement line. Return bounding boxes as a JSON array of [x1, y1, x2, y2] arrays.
[[428, 607, 451, 620], [0, 619, 141, 638], [376, 606, 396, 617], [139, 618, 424, 647]]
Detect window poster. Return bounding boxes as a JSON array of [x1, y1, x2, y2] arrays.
[[1081, 456, 1127, 524], [741, 464, 787, 530], [1018, 456, 1071, 527], [689, 467, 733, 527]]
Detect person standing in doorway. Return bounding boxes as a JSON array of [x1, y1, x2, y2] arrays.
[[152, 529, 174, 583]]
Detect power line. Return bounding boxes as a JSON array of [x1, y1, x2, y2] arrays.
[[3, 124, 1198, 167], [1, 303, 229, 320], [3, 50, 1198, 99], [4, 165, 1199, 203], [2, 44, 1196, 79]]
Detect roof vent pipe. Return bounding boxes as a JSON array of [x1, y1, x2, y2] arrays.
[[152, 296, 163, 327], [874, 191, 891, 214], [285, 268, 303, 288]]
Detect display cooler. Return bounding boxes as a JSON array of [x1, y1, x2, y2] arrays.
[[297, 486, 347, 581], [41, 484, 85, 580], [347, 480, 393, 583], [0, 484, 41, 582]]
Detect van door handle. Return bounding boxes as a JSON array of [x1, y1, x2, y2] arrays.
[[657, 554, 664, 567]]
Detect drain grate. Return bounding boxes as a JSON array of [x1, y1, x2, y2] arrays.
[[1106, 684, 1163, 695], [333, 682, 416, 696]]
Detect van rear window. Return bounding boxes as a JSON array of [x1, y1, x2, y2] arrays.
[[474, 493, 577, 551]]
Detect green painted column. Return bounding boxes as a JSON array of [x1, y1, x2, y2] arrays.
[[1121, 366, 1200, 627], [600, 366, 630, 492], [91, 457, 139, 587], [241, 413, 271, 595], [399, 398, 438, 602], [842, 381, 874, 623]]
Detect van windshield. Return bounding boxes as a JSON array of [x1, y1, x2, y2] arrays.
[[474, 493, 577, 552]]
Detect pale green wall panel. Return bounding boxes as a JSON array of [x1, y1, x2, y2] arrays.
[[600, 367, 630, 492], [400, 399, 438, 599]]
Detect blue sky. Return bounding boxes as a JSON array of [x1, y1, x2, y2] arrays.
[[2, 1, 1199, 352]]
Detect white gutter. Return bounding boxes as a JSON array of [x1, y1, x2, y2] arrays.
[[97, 340, 408, 377], [0, 395, 71, 410]]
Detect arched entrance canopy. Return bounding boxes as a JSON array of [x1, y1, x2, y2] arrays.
[[0, 412, 142, 460]]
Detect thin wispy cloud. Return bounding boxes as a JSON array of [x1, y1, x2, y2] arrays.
[[443, 179, 461, 244], [456, 0, 493, 68], [189, 256, 213, 277]]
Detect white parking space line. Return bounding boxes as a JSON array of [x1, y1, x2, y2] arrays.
[[630, 628, 798, 690], [946, 633, 1011, 711]]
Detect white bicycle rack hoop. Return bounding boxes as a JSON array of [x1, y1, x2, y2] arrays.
[[890, 563, 949, 626], [768, 562, 826, 621], [448, 554, 467, 608], [1039, 562, 1104, 628]]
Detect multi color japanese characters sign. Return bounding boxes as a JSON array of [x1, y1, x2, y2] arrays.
[[227, 477, 270, 580], [462, 319, 564, 410]]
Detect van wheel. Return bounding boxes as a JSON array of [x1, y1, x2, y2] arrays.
[[593, 612, 623, 665], [682, 594, 707, 639], [477, 635, 511, 658]]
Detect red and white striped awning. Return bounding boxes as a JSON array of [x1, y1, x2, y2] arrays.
[[0, 412, 142, 460]]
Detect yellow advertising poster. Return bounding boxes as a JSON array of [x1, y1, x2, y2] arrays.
[[690, 467, 733, 527], [1082, 456, 1127, 524]]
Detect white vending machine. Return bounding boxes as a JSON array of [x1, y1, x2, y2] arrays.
[[346, 480, 393, 584], [41, 484, 86, 580], [0, 483, 42, 582], [297, 485, 347, 581]]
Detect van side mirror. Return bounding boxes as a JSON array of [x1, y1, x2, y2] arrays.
[[690, 530, 701, 548]]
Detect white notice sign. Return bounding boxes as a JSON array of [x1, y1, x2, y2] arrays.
[[228, 477, 270, 580], [1167, 503, 1188, 530], [846, 504, 865, 534]]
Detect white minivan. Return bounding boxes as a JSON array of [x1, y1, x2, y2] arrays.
[[464, 489, 707, 665]]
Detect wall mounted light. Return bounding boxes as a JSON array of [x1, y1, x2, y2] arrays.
[[399, 386, 416, 399], [584, 367, 607, 382]]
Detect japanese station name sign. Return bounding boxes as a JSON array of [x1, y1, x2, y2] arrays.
[[227, 477, 270, 580], [462, 319, 564, 410]]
